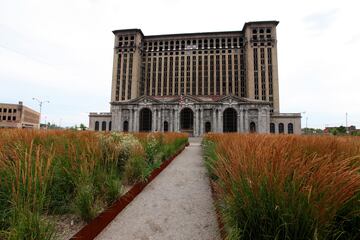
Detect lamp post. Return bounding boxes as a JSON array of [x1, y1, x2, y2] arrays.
[[32, 98, 50, 124]]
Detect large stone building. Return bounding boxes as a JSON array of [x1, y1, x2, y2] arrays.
[[89, 21, 301, 135], [0, 101, 40, 129]]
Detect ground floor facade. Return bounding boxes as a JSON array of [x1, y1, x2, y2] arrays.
[[89, 95, 301, 136]]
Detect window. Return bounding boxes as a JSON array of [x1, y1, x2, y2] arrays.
[[279, 123, 284, 134], [123, 121, 129, 132], [101, 121, 107, 131], [270, 123, 275, 133], [95, 121, 99, 131], [250, 122, 256, 133], [288, 123, 294, 134], [12, 116, 16, 121], [9, 109, 12, 113]]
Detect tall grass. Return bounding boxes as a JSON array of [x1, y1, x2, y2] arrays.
[[203, 134, 360, 240], [0, 129, 188, 239]]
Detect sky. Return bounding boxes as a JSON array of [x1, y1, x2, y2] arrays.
[[0, 0, 359, 129]]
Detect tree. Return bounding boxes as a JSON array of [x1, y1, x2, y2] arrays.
[[79, 123, 87, 131], [337, 126, 347, 134]]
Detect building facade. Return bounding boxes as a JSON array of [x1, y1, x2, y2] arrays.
[[89, 21, 301, 135], [0, 101, 40, 129]]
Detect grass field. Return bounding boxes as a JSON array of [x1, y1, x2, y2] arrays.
[[203, 134, 360, 240], [0, 129, 188, 239]]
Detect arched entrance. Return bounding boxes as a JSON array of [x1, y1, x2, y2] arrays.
[[223, 108, 237, 132], [250, 122, 256, 133], [123, 121, 129, 132], [205, 122, 211, 133], [139, 108, 152, 132], [180, 108, 194, 135], [164, 121, 169, 132]]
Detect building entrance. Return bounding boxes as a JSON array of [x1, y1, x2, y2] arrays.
[[223, 108, 237, 132], [139, 108, 152, 132], [180, 108, 194, 136]]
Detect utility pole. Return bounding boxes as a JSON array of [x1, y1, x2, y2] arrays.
[[32, 98, 50, 124]]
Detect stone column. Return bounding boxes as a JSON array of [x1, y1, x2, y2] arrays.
[[212, 109, 216, 132], [239, 109, 244, 133], [200, 108, 204, 135], [244, 109, 249, 132], [257, 110, 260, 133], [175, 108, 179, 132], [133, 108, 138, 132], [266, 108, 270, 133], [152, 108, 156, 132], [237, 112, 241, 133], [129, 108, 133, 132], [118, 109, 122, 131], [194, 108, 199, 136], [157, 108, 161, 131], [219, 108, 224, 133], [170, 109, 173, 131], [217, 108, 221, 133]]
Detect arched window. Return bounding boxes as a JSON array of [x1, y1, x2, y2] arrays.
[[123, 121, 129, 132], [270, 123, 275, 133], [279, 123, 284, 134], [250, 122, 256, 133], [205, 122, 211, 133], [223, 108, 237, 132], [164, 121, 169, 132], [95, 121, 99, 131], [180, 108, 194, 130], [288, 123, 294, 134], [101, 121, 107, 131], [139, 108, 152, 132], [109, 121, 112, 131]]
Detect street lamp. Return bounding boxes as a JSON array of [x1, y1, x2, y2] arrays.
[[32, 98, 50, 124]]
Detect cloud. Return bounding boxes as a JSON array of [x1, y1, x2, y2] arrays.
[[303, 8, 338, 32]]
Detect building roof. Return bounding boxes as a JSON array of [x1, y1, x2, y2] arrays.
[[112, 21, 279, 38]]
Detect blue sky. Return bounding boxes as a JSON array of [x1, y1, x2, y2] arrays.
[[1, 0, 359, 128]]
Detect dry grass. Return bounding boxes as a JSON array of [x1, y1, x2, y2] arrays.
[[204, 133, 360, 240]]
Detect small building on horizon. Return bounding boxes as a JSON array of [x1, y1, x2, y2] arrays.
[[0, 101, 40, 129]]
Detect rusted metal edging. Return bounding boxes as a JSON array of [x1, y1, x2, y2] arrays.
[[71, 144, 187, 239]]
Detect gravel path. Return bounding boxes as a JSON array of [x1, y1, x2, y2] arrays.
[[96, 138, 220, 240]]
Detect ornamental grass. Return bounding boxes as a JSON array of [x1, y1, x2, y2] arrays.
[[203, 133, 360, 240], [0, 129, 188, 239]]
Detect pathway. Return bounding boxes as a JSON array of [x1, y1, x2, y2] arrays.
[[96, 137, 220, 240]]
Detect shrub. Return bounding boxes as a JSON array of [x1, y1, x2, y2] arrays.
[[122, 155, 148, 185]]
